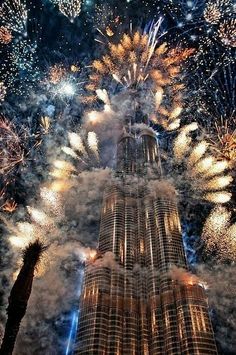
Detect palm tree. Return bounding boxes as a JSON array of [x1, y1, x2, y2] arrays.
[[0, 239, 46, 355]]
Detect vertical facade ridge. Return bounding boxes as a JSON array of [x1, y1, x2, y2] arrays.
[[74, 126, 218, 354]]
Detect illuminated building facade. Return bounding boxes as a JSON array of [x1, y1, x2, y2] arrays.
[[74, 126, 218, 354]]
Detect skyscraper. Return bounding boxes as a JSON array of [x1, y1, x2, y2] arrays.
[[74, 123, 218, 354]]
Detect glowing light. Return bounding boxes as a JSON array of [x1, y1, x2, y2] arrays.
[[202, 205, 236, 261], [0, 26, 12, 44], [9, 222, 38, 248], [173, 124, 232, 204], [218, 19, 236, 47], [27, 207, 53, 227], [40, 187, 62, 216], [40, 116, 50, 133], [188, 141, 208, 166], [87, 132, 99, 157], [62, 146, 78, 159], [0, 82, 7, 102], [0, 0, 28, 35], [58, 82, 75, 97], [204, 192, 232, 204], [0, 117, 24, 174], [3, 200, 17, 213], [205, 176, 233, 190], [50, 180, 73, 192], [205, 161, 229, 176], [68, 132, 86, 153], [49, 64, 66, 84], [53, 160, 75, 172], [86, 21, 194, 130], [53, 0, 82, 22], [204, 2, 221, 24]]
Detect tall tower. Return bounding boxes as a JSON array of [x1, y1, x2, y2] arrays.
[[74, 123, 218, 354]]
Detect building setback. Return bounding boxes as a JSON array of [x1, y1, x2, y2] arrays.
[[74, 125, 218, 354]]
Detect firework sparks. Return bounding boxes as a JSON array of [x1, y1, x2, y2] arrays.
[[210, 118, 236, 166], [48, 64, 66, 84], [50, 130, 100, 192], [218, 19, 236, 47], [0, 117, 24, 175], [1, 38, 40, 95], [203, 2, 222, 24], [40, 116, 51, 133], [40, 186, 63, 216], [0, 0, 28, 36], [9, 222, 40, 248], [87, 132, 99, 158], [173, 123, 232, 203], [27, 207, 54, 228], [202, 206, 236, 261], [45, 64, 81, 99], [2, 199, 18, 213], [0, 26, 12, 44], [0, 82, 7, 102], [94, 3, 121, 36], [86, 20, 194, 130], [53, 0, 82, 22]]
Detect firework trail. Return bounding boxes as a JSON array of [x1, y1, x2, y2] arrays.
[[171, 123, 232, 204], [202, 205, 236, 261], [189, 63, 236, 166], [50, 129, 100, 192]]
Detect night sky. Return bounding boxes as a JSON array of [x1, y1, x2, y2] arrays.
[[0, 1, 235, 354]]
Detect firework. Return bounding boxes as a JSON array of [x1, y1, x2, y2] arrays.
[[87, 132, 99, 158], [40, 116, 51, 133], [86, 20, 194, 130], [0, 0, 28, 36], [48, 64, 66, 84], [209, 119, 236, 166], [203, 2, 222, 24], [53, 0, 82, 22], [1, 38, 39, 95], [40, 186, 63, 216], [45, 64, 81, 99], [0, 117, 24, 175], [94, 3, 122, 37], [0, 26, 12, 44], [202, 206, 236, 261], [9, 222, 40, 248], [27, 207, 54, 228], [193, 62, 236, 165], [10, 39, 38, 74], [164, 0, 205, 26], [204, 0, 233, 24], [173, 123, 232, 203], [50, 130, 100, 192], [0, 81, 7, 102], [218, 19, 236, 47], [2, 199, 18, 213]]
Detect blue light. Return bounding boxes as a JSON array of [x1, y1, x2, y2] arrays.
[[65, 270, 84, 355], [65, 310, 80, 355]]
